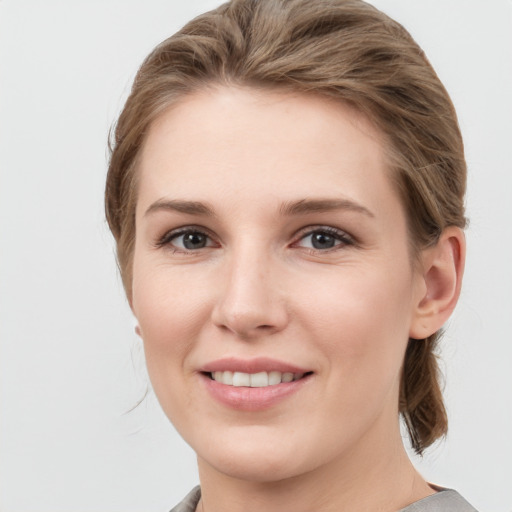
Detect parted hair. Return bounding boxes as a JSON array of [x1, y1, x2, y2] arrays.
[[106, 0, 466, 454]]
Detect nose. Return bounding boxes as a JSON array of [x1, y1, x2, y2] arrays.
[[211, 247, 289, 339]]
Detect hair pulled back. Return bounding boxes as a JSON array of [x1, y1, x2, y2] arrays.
[[106, 0, 466, 454]]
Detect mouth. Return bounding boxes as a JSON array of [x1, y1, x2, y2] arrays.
[[199, 357, 313, 410], [206, 370, 312, 388]]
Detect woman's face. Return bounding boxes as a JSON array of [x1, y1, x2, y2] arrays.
[[132, 87, 426, 482]]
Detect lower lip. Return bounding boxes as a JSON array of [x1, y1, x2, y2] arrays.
[[201, 373, 312, 411]]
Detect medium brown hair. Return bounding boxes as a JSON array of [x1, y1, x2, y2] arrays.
[[106, 0, 466, 454]]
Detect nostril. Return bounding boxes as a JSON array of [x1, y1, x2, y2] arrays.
[[211, 297, 289, 338]]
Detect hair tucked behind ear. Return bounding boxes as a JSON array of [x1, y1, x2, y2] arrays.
[[106, 0, 466, 454], [400, 334, 448, 454]]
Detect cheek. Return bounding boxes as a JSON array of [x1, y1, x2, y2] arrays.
[[296, 264, 414, 377], [131, 261, 212, 381]]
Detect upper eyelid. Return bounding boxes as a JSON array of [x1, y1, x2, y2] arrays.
[[168, 226, 212, 239], [293, 225, 354, 241]]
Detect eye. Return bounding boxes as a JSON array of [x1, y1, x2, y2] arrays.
[[295, 227, 353, 251], [158, 228, 217, 252]]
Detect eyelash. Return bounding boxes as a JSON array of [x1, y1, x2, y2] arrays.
[[155, 226, 217, 253], [293, 226, 355, 252], [155, 225, 355, 254]]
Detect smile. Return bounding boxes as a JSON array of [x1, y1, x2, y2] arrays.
[[210, 370, 306, 387], [200, 358, 313, 410]]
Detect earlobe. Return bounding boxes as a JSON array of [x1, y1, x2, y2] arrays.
[[409, 227, 466, 340], [131, 313, 142, 337]]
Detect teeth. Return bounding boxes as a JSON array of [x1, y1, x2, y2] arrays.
[[214, 370, 233, 385], [232, 372, 251, 386], [250, 371, 268, 387], [211, 370, 305, 387], [268, 371, 281, 385]]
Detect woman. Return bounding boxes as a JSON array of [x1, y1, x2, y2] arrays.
[[105, 0, 475, 510]]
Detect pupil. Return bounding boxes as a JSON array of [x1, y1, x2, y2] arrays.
[[312, 232, 335, 249], [183, 232, 206, 249]]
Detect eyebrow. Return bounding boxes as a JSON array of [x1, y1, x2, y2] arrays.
[[144, 199, 216, 218], [144, 197, 374, 219], [279, 198, 374, 218]]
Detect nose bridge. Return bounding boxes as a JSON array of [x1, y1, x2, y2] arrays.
[[212, 237, 287, 337]]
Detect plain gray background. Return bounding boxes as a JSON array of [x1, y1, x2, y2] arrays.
[[1, 1, 511, 511]]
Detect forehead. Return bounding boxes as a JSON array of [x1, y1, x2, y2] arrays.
[[136, 86, 398, 219]]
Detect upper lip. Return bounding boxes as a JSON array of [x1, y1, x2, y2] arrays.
[[200, 357, 310, 374]]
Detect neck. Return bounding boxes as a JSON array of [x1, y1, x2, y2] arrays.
[[196, 424, 434, 512]]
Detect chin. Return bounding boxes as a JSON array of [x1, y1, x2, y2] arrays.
[[191, 428, 306, 482], [201, 450, 305, 483], [193, 424, 339, 484]]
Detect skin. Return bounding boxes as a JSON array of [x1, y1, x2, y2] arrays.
[[131, 87, 464, 512]]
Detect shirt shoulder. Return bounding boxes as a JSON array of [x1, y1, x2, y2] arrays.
[[170, 486, 478, 512], [169, 486, 201, 512], [399, 488, 478, 512]]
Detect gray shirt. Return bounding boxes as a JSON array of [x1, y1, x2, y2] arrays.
[[170, 486, 478, 512]]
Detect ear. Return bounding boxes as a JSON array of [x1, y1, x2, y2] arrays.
[[409, 226, 466, 340], [131, 313, 142, 337]]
